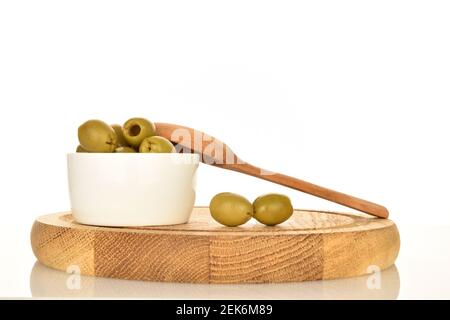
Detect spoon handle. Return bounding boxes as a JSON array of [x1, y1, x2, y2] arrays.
[[221, 162, 389, 219], [154, 122, 389, 219]]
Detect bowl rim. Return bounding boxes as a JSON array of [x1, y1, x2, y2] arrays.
[[67, 152, 200, 160]]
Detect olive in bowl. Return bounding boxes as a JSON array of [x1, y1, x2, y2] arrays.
[[111, 124, 129, 147], [78, 120, 118, 153], [123, 118, 156, 148], [139, 136, 175, 153]]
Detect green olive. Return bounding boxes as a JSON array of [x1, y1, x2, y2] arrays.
[[111, 124, 128, 147], [139, 136, 175, 153], [115, 146, 137, 153], [123, 118, 156, 148], [76, 145, 88, 153], [253, 193, 293, 226], [78, 120, 118, 153], [209, 192, 253, 227]]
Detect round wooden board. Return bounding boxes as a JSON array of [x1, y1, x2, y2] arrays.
[[31, 207, 400, 284]]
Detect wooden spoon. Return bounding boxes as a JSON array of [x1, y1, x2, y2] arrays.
[[155, 122, 389, 219]]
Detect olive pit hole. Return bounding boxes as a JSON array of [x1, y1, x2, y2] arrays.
[[128, 124, 141, 136]]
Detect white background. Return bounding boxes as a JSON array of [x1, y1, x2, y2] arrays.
[[0, 0, 449, 298]]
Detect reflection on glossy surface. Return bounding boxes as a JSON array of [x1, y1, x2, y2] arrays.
[[30, 262, 400, 299]]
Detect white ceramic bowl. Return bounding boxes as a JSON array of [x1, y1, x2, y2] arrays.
[[67, 153, 199, 227]]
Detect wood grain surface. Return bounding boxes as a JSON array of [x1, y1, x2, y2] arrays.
[[31, 208, 400, 284]]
